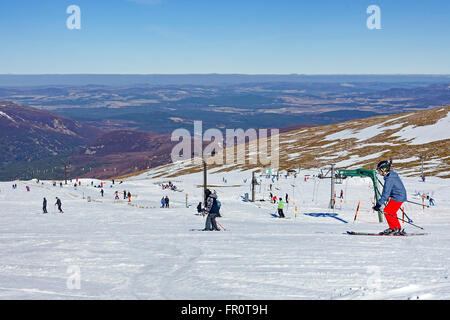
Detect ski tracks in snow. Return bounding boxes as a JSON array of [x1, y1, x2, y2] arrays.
[[130, 239, 204, 299], [333, 283, 450, 300]]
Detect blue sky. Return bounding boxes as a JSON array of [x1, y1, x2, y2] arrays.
[[0, 0, 449, 74]]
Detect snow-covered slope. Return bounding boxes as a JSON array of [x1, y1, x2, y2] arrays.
[[1, 165, 449, 300], [1, 106, 449, 300]]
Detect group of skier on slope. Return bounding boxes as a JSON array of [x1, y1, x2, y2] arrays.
[[195, 159, 415, 235], [42, 197, 64, 214], [26, 157, 418, 236], [189, 160, 414, 236], [268, 160, 412, 235]]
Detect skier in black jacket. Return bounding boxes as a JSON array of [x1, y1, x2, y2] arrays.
[[203, 189, 220, 231], [43, 198, 48, 214], [55, 197, 64, 213]]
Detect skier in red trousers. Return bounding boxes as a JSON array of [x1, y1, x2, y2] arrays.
[[372, 160, 407, 235]]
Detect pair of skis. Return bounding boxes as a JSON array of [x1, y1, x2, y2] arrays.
[[188, 229, 427, 236], [346, 231, 427, 237], [189, 228, 229, 232]]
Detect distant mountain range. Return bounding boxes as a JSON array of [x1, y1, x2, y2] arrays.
[[0, 102, 176, 180], [0, 101, 101, 164], [1, 81, 449, 135], [147, 105, 450, 179], [0, 77, 449, 181], [1, 101, 449, 181]]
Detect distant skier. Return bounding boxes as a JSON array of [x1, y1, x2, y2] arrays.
[[429, 197, 435, 206], [161, 197, 165, 208], [203, 189, 220, 231], [165, 196, 169, 208], [372, 160, 407, 235], [277, 198, 285, 218], [43, 198, 48, 214], [127, 192, 131, 202], [197, 202, 203, 214], [100, 189, 104, 197], [55, 197, 64, 214]]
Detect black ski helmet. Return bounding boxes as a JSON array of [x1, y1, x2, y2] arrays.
[[376, 160, 391, 172]]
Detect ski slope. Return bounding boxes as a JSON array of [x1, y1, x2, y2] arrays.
[[0, 167, 449, 300]]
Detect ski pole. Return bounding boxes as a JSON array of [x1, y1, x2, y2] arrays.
[[376, 177, 430, 209], [376, 209, 424, 230], [406, 200, 430, 208], [214, 218, 226, 231], [377, 178, 430, 214], [399, 206, 413, 223]]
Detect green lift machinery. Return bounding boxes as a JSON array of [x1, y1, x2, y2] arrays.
[[337, 168, 384, 223]]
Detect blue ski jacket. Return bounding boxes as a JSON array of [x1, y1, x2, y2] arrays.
[[206, 192, 220, 214], [377, 170, 407, 206]]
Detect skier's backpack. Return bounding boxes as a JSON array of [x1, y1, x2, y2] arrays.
[[210, 198, 221, 214], [215, 199, 222, 217]]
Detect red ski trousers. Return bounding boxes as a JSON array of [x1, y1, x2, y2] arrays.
[[383, 199, 403, 230]]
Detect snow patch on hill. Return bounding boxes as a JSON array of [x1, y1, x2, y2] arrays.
[[0, 111, 15, 122], [391, 112, 450, 145]]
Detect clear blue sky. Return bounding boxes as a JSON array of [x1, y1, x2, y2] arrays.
[[0, 0, 449, 74]]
